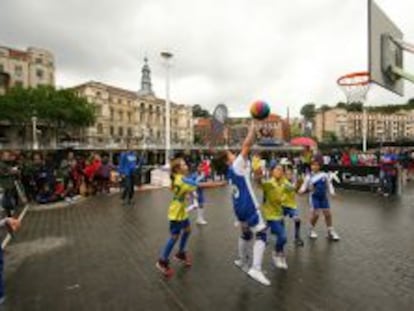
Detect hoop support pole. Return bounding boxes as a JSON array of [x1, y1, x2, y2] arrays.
[[392, 38, 414, 54], [391, 65, 414, 84]]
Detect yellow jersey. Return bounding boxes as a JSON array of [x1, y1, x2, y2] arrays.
[[168, 174, 197, 221], [252, 155, 262, 171], [261, 178, 284, 221], [281, 178, 297, 209]]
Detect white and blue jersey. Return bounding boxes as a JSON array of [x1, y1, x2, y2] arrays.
[[301, 172, 335, 209], [227, 155, 266, 232]]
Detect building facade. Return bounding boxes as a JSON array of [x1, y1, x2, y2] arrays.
[[0, 46, 55, 91], [315, 107, 414, 142], [73, 58, 193, 149]]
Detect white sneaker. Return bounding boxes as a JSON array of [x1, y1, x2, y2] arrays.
[[247, 268, 271, 286], [234, 259, 249, 273], [196, 218, 208, 225], [328, 229, 340, 241], [280, 257, 288, 270], [272, 254, 287, 270], [309, 229, 318, 239]]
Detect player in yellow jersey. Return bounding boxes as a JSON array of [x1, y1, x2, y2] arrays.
[[282, 167, 304, 247], [257, 164, 288, 270], [156, 157, 198, 277]]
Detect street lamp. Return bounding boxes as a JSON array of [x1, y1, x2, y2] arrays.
[[161, 51, 173, 167], [31, 115, 39, 150]]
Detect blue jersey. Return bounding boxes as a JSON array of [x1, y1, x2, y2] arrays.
[[189, 172, 206, 204], [227, 155, 259, 219], [301, 172, 335, 200]]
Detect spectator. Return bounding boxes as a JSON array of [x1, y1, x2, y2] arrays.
[[118, 150, 138, 206]]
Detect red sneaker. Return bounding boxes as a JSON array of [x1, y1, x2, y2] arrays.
[[156, 260, 174, 277], [174, 252, 192, 267]]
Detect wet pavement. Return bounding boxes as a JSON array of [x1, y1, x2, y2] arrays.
[[2, 185, 414, 311]]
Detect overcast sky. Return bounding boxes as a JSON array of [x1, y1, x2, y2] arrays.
[[1, 0, 414, 117]]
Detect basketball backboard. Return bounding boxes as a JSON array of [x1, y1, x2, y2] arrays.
[[368, 0, 404, 96]]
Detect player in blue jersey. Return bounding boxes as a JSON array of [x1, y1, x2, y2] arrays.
[[187, 163, 208, 225], [299, 160, 340, 241], [216, 121, 270, 286]]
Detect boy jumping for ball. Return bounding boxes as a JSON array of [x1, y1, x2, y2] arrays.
[[216, 121, 270, 286]]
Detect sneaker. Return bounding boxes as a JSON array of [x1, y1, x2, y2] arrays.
[[280, 257, 288, 270], [196, 218, 208, 225], [309, 229, 318, 239], [234, 259, 249, 273], [156, 260, 174, 277], [247, 268, 271, 286], [327, 229, 340, 241], [0, 296, 5, 305], [272, 253, 287, 270], [174, 252, 192, 267], [294, 237, 304, 247]]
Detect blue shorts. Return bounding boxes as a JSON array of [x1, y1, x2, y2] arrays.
[[169, 219, 190, 235], [267, 220, 286, 236], [283, 207, 299, 218], [310, 196, 330, 209], [234, 206, 266, 233]]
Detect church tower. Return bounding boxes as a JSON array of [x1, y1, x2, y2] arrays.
[[138, 57, 154, 96]]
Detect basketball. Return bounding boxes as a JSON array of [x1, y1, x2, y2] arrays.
[[250, 100, 270, 120]]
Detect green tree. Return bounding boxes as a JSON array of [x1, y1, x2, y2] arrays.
[[289, 122, 302, 138], [0, 86, 96, 144], [300, 103, 316, 121], [192, 104, 210, 118]]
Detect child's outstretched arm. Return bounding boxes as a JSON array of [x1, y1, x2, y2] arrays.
[[240, 121, 256, 160]]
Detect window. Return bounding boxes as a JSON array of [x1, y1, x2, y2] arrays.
[[110, 108, 114, 121], [96, 91, 101, 98], [118, 127, 124, 137], [95, 105, 102, 116], [35, 58, 42, 64], [118, 110, 123, 121], [127, 112, 132, 123], [36, 69, 43, 79], [118, 98, 122, 104], [0, 63, 4, 72], [15, 65, 23, 77], [97, 124, 103, 134], [110, 126, 114, 136], [127, 128, 132, 137]]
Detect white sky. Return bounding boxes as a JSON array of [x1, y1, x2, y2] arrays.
[[1, 0, 414, 117]]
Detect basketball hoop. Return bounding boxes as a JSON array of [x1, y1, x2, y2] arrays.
[[337, 71, 371, 103]]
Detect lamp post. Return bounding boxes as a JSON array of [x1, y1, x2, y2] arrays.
[[161, 51, 173, 167], [31, 115, 38, 150]]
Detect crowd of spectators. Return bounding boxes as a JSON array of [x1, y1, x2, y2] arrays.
[[0, 150, 148, 215]]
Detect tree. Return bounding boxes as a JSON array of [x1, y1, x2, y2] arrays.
[[0, 86, 96, 144], [289, 122, 302, 138], [300, 103, 316, 121], [0, 86, 95, 126], [192, 104, 210, 118]]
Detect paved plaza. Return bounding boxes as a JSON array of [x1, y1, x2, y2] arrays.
[[2, 185, 414, 311]]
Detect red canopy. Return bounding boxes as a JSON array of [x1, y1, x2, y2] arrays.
[[290, 137, 317, 147]]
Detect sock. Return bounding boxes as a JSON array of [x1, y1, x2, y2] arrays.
[[252, 240, 266, 271], [238, 238, 250, 262], [294, 219, 301, 239], [161, 237, 177, 261], [178, 231, 190, 253], [197, 207, 204, 220]]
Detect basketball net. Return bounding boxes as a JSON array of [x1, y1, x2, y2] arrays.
[[337, 71, 371, 103], [337, 71, 371, 153]]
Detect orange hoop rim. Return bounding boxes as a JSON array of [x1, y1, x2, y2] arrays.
[[337, 71, 371, 87]]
